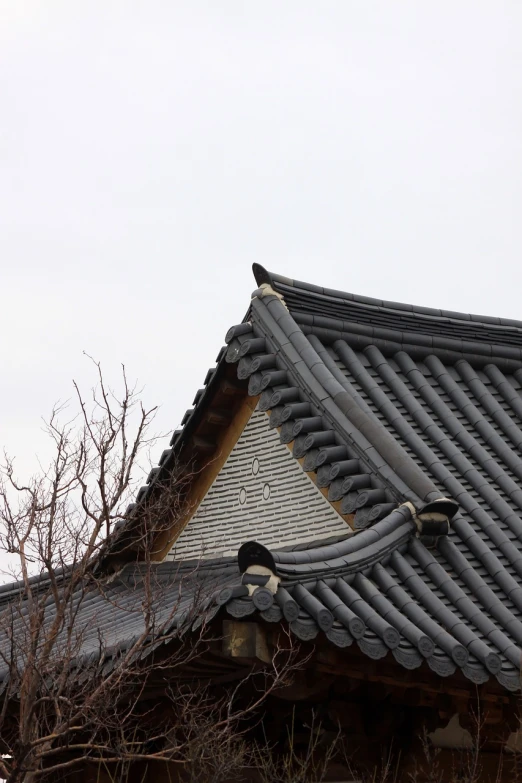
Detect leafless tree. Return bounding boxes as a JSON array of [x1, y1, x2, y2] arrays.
[[0, 361, 300, 783], [253, 707, 340, 783]]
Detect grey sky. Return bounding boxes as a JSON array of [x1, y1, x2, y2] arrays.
[[1, 0, 521, 484]]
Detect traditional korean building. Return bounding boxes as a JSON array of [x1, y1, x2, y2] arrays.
[[4, 264, 522, 781]]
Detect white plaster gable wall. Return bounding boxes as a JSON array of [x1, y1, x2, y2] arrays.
[[167, 407, 349, 560]]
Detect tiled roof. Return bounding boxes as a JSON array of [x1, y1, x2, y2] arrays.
[[0, 559, 238, 687], [4, 266, 522, 693], [203, 266, 522, 691]]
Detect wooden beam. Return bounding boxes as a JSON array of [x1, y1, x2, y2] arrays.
[[205, 408, 233, 426], [258, 626, 514, 707], [222, 620, 271, 664], [191, 436, 216, 454], [314, 659, 509, 704]]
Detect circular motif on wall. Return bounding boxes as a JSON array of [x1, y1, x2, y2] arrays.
[[252, 457, 260, 476], [239, 487, 247, 505], [262, 483, 271, 501]]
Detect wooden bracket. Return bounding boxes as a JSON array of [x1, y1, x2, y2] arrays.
[[222, 620, 271, 664]]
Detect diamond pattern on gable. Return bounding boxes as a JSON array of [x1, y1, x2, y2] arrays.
[[167, 407, 349, 560]]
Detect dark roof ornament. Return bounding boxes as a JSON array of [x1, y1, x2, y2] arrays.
[[414, 498, 459, 545], [252, 263, 272, 286], [251, 264, 288, 307], [237, 541, 280, 597], [238, 541, 277, 574]]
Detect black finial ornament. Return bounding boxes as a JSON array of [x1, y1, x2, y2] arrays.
[[252, 264, 272, 287], [238, 541, 277, 574], [416, 497, 458, 540]]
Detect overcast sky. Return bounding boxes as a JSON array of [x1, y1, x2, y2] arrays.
[[1, 1, 522, 489]]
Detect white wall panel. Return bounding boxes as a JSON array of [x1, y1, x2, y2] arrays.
[[168, 407, 349, 560]]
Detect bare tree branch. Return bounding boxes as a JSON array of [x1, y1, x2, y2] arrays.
[[0, 360, 302, 783]]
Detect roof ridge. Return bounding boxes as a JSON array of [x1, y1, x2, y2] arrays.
[[249, 288, 444, 507], [253, 264, 522, 335]]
